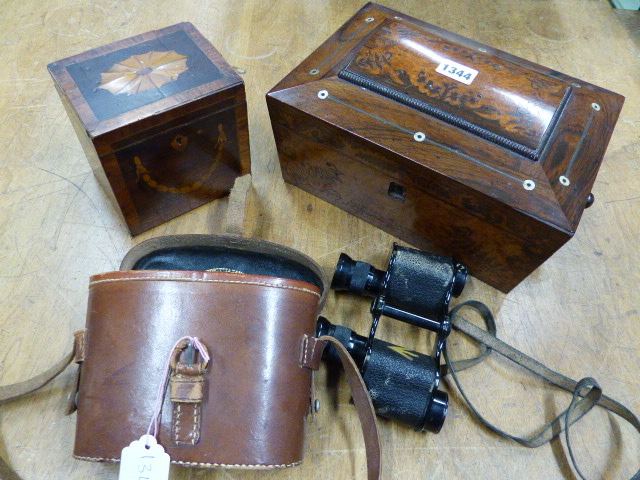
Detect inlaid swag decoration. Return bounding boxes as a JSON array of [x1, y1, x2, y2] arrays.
[[47, 22, 250, 235]]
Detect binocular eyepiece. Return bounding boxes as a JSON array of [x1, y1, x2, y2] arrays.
[[332, 253, 387, 297]]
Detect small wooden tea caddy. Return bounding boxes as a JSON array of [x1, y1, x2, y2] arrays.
[[49, 23, 250, 235]]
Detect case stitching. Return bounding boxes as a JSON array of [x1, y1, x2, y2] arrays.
[[299, 335, 309, 366], [192, 404, 200, 445], [73, 454, 302, 468], [174, 403, 182, 443], [89, 277, 320, 298]]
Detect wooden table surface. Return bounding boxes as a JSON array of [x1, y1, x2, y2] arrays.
[[0, 1, 638, 479]]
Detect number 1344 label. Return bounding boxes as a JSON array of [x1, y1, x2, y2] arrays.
[[435, 60, 479, 85]]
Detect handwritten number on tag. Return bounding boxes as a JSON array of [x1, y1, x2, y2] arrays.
[[119, 435, 170, 480], [139, 456, 153, 475]]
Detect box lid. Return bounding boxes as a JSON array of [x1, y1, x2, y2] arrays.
[[268, 3, 624, 234], [48, 23, 243, 148], [340, 20, 569, 160]]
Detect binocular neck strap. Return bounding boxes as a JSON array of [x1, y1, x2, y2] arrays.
[[315, 335, 382, 480], [445, 300, 640, 480], [0, 347, 78, 480], [0, 352, 75, 405]]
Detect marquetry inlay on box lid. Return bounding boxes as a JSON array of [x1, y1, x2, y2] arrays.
[[47, 23, 250, 236], [48, 23, 243, 152]]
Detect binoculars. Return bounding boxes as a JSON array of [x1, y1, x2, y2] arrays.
[[317, 317, 449, 433], [319, 244, 468, 432], [332, 244, 467, 336]]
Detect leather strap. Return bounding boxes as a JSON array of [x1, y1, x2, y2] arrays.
[[224, 174, 252, 237], [0, 351, 74, 404], [0, 332, 82, 479], [445, 301, 640, 480], [0, 452, 21, 480], [0, 349, 75, 480], [316, 335, 382, 480]]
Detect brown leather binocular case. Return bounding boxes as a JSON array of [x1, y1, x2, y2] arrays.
[[72, 234, 380, 477]]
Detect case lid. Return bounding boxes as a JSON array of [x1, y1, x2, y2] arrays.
[[48, 23, 243, 148]]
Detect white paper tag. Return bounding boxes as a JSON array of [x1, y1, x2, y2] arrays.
[[119, 435, 170, 480], [435, 60, 479, 85]]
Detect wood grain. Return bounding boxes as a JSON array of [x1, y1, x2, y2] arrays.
[[267, 3, 625, 292], [0, 0, 638, 479], [343, 19, 567, 153], [48, 23, 250, 235]]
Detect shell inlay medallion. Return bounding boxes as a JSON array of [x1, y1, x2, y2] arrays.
[[98, 50, 188, 95]]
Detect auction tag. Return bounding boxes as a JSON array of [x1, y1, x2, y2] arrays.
[[435, 60, 479, 85], [119, 435, 170, 480]]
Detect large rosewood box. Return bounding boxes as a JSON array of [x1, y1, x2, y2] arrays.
[[267, 3, 624, 292], [49, 23, 250, 235]]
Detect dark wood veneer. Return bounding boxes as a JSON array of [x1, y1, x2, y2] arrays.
[[49, 23, 250, 235], [267, 3, 623, 292]]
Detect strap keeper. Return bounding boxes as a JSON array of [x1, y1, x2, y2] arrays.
[[170, 373, 205, 403], [168, 339, 209, 446], [299, 335, 326, 370], [66, 330, 87, 415], [73, 330, 86, 364]]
